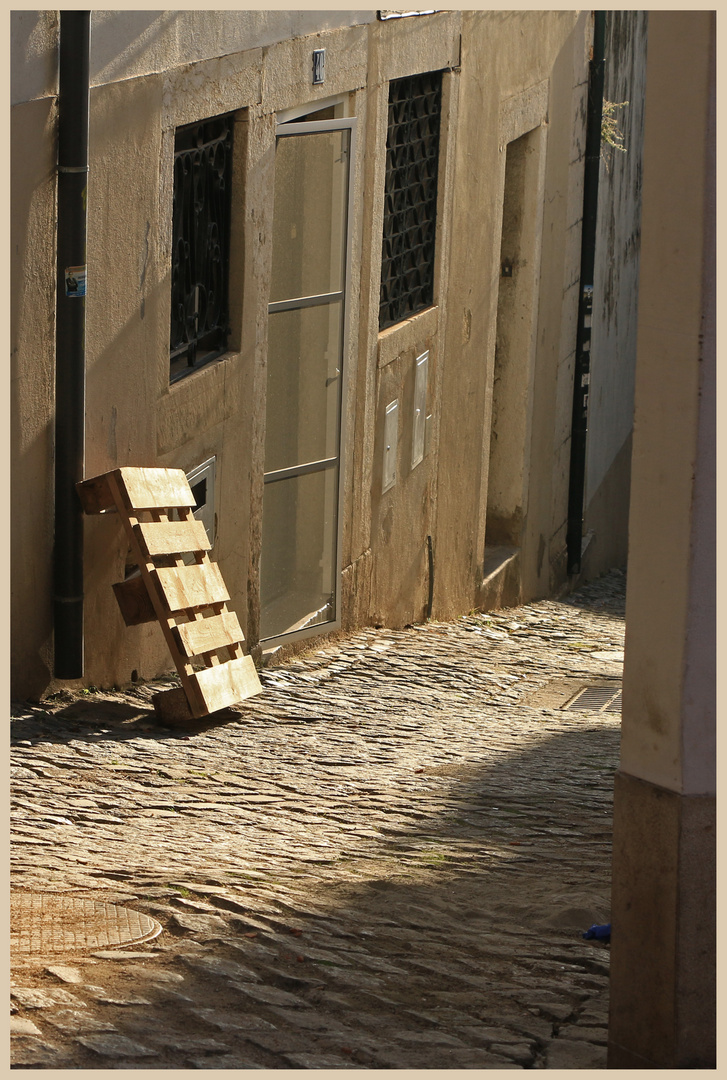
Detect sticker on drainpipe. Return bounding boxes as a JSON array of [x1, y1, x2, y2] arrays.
[[65, 266, 86, 297]]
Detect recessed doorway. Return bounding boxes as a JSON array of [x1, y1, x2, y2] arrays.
[[260, 112, 356, 644]]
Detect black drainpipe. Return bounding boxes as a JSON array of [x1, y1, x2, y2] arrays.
[[566, 11, 606, 575], [54, 11, 90, 678]]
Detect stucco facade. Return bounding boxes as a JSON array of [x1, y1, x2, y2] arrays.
[[12, 10, 636, 699], [608, 11, 715, 1067], [14, 7, 715, 1066], [582, 11, 647, 580]]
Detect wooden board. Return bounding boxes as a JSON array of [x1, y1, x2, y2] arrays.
[[152, 686, 196, 725], [78, 463, 261, 722], [155, 562, 229, 612], [191, 654, 262, 715], [135, 519, 211, 557], [117, 467, 195, 511], [76, 473, 117, 514], [112, 576, 157, 626], [173, 611, 244, 658]]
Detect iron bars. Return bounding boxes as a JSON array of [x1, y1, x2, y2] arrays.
[[379, 70, 443, 331], [170, 114, 233, 382]]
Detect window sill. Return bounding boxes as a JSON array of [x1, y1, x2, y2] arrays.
[[168, 350, 240, 391], [377, 305, 438, 369]]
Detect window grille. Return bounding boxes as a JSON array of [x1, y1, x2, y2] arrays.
[[170, 115, 233, 382], [379, 71, 442, 331]]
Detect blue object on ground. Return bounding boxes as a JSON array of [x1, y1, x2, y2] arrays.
[[583, 923, 611, 942]]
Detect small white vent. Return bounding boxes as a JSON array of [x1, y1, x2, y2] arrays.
[[186, 456, 216, 548]]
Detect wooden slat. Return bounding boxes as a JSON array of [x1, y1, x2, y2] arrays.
[[173, 611, 244, 658], [77, 464, 261, 722], [117, 467, 195, 511], [76, 473, 117, 514], [155, 562, 229, 612], [112, 576, 157, 626], [135, 519, 211, 557], [190, 654, 262, 715], [152, 686, 195, 724]]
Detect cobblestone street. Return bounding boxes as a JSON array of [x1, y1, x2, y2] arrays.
[[11, 571, 625, 1069]]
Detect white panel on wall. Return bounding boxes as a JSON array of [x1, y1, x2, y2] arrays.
[[383, 400, 399, 493], [411, 350, 428, 469]]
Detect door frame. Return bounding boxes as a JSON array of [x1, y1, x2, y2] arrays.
[[260, 113, 357, 648]]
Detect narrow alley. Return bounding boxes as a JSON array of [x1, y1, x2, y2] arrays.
[[11, 571, 624, 1069]]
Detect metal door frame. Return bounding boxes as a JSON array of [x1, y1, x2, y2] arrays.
[[260, 113, 357, 648]]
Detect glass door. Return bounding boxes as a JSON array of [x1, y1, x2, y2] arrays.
[[260, 116, 355, 643]]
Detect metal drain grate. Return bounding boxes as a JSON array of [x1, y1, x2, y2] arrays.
[[563, 684, 622, 714], [11, 892, 162, 955]]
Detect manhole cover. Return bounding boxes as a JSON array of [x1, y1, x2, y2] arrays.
[[11, 893, 162, 956]]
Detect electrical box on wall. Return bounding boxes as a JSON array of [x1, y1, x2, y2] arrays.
[[383, 400, 398, 493], [312, 49, 325, 84], [412, 350, 428, 469]]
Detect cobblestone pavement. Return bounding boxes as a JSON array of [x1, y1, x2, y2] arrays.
[[10, 571, 626, 1069]]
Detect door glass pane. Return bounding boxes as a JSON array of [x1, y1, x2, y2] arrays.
[[265, 302, 342, 474], [260, 467, 338, 640], [270, 130, 349, 303]]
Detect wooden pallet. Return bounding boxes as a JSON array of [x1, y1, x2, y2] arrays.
[[77, 466, 262, 720]]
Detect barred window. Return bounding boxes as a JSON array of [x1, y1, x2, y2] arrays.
[[170, 114, 233, 383], [379, 71, 443, 331]]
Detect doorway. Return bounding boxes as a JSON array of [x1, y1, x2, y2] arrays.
[[486, 125, 545, 553], [260, 114, 355, 644]]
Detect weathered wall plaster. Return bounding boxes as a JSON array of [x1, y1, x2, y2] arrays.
[[11, 11, 636, 697]]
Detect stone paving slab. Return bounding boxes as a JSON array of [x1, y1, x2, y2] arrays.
[[10, 570, 624, 1068]]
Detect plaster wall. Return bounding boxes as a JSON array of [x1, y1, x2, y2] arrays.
[[82, 74, 167, 688], [485, 124, 547, 549], [12, 10, 598, 695], [517, 14, 590, 602], [582, 11, 647, 577], [10, 12, 463, 692], [579, 432, 632, 580], [619, 11, 714, 794], [11, 97, 57, 696], [10, 10, 375, 105], [349, 12, 461, 628], [608, 774, 715, 1067], [608, 12, 715, 1068], [682, 70, 716, 796], [10, 10, 58, 104], [79, 39, 270, 687], [432, 11, 589, 621]]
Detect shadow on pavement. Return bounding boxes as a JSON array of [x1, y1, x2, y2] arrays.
[[12, 697, 245, 744]]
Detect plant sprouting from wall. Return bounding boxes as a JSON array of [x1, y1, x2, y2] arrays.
[[601, 99, 629, 170]]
